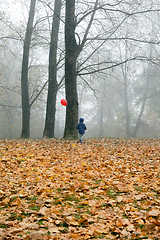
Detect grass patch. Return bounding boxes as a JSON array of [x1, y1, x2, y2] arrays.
[[64, 194, 79, 202], [29, 205, 40, 211], [0, 223, 7, 228]]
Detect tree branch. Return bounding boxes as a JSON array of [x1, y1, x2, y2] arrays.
[[29, 80, 48, 107], [77, 56, 148, 76], [86, 37, 160, 45]]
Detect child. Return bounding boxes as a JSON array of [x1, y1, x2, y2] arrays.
[[76, 118, 87, 143]]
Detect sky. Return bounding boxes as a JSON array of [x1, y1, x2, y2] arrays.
[[1, 0, 28, 23]]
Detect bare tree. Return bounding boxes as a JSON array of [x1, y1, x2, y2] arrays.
[[21, 0, 36, 138], [43, 0, 62, 138], [64, 0, 78, 138], [64, 0, 99, 138], [132, 47, 152, 138]]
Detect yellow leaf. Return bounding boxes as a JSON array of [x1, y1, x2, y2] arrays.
[[3, 197, 10, 204], [137, 219, 144, 225], [17, 197, 21, 206]]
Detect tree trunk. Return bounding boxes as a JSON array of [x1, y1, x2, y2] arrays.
[[64, 0, 98, 138], [123, 72, 130, 138], [21, 0, 36, 138], [132, 45, 153, 138], [132, 74, 149, 138], [99, 100, 104, 137], [43, 0, 62, 138], [64, 0, 78, 138]]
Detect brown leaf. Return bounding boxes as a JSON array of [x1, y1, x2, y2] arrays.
[[78, 217, 89, 226], [48, 227, 60, 233], [64, 216, 79, 226], [120, 218, 131, 226], [0, 138, 159, 239], [145, 223, 155, 231], [9, 228, 23, 234], [153, 220, 160, 226], [126, 224, 135, 232], [29, 232, 42, 240], [121, 229, 131, 237], [116, 196, 124, 203], [147, 209, 160, 217], [3, 197, 10, 204], [39, 206, 51, 217], [27, 223, 39, 230]]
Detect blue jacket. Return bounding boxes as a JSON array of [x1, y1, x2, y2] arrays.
[[76, 118, 86, 135]]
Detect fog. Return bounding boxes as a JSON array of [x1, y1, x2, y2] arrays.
[[1, 0, 160, 139]]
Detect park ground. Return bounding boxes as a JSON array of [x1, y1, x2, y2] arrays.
[[0, 138, 160, 239]]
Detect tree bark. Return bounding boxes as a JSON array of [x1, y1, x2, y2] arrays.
[[64, 0, 98, 138], [64, 0, 78, 138], [21, 0, 36, 138], [43, 0, 62, 138]]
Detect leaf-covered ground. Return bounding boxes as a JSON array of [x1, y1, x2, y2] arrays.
[[0, 138, 160, 240]]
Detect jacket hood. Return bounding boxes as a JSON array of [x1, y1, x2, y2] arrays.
[[79, 118, 84, 122]]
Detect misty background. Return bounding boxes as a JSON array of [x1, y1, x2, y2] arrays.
[[1, 0, 160, 139]]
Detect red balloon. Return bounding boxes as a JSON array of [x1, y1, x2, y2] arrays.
[[61, 99, 67, 106]]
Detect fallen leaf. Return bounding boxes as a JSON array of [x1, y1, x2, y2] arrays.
[[116, 196, 124, 202], [121, 229, 131, 237], [48, 227, 60, 233], [126, 224, 135, 231], [29, 232, 42, 240], [39, 206, 51, 217], [0, 138, 159, 239], [145, 223, 155, 231], [148, 209, 160, 217], [27, 223, 39, 230]]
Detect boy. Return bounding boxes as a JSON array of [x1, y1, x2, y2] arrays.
[[76, 118, 86, 143]]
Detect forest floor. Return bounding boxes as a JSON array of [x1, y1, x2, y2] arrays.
[[0, 138, 160, 239]]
